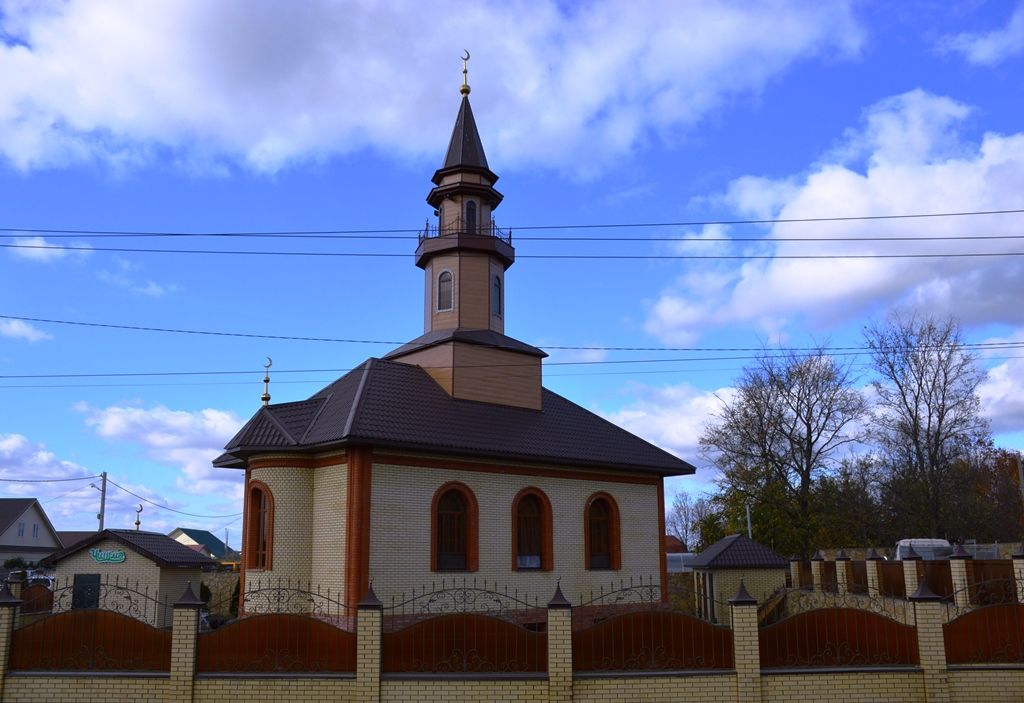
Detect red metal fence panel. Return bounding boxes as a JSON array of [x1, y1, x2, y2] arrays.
[[846, 561, 868, 595], [19, 585, 53, 614], [572, 609, 733, 671], [382, 613, 546, 673], [944, 603, 1024, 664], [820, 562, 838, 593], [10, 609, 170, 671], [968, 561, 1017, 605], [197, 613, 356, 673], [917, 561, 953, 600], [878, 561, 906, 598], [759, 607, 918, 668], [799, 562, 813, 590]]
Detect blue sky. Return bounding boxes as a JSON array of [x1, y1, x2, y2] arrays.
[[1, 1, 1022, 541]]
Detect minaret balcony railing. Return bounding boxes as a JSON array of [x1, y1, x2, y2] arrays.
[[420, 216, 512, 245]]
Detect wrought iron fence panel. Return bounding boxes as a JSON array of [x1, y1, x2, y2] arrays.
[[758, 590, 918, 668], [943, 601, 1024, 665], [197, 613, 357, 673], [17, 575, 173, 629], [382, 578, 545, 674], [967, 563, 1017, 606]]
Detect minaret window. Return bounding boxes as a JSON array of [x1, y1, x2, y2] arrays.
[[492, 275, 502, 316], [437, 270, 453, 311], [465, 200, 477, 234]]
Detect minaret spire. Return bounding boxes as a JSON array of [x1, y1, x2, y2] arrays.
[[261, 357, 272, 406], [460, 50, 471, 96]]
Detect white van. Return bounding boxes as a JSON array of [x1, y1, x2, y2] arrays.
[[892, 538, 952, 561]]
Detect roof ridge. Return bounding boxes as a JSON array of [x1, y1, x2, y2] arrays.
[[298, 395, 330, 445], [0, 498, 36, 535], [261, 406, 299, 445], [342, 359, 375, 438]]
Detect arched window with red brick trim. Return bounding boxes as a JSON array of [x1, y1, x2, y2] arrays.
[[431, 482, 478, 572], [585, 492, 621, 570], [245, 480, 274, 570], [512, 487, 553, 571]]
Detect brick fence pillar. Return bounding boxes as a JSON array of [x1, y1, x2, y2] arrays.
[[729, 581, 761, 703], [810, 551, 825, 592], [949, 545, 972, 609], [1012, 548, 1024, 604], [835, 550, 849, 595], [910, 583, 950, 703], [788, 555, 801, 590], [903, 546, 921, 598], [170, 582, 203, 703], [5, 577, 23, 631], [866, 549, 882, 598], [357, 586, 383, 703], [547, 583, 573, 703], [0, 583, 22, 701]]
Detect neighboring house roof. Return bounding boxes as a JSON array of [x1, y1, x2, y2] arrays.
[[689, 534, 788, 570], [169, 528, 228, 559], [215, 358, 695, 476], [0, 498, 62, 550], [42, 529, 215, 569], [57, 531, 97, 549]]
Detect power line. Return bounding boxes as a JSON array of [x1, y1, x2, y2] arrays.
[[106, 478, 241, 519], [3, 314, 1022, 355], [0, 475, 101, 483], [2, 241, 1021, 260], [1, 207, 1022, 238]]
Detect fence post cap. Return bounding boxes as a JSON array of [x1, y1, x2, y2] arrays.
[[789, 554, 801, 562], [908, 581, 942, 602], [866, 548, 883, 561], [811, 550, 826, 562], [728, 580, 757, 606], [174, 581, 205, 609], [358, 583, 382, 610], [547, 581, 571, 609], [835, 549, 850, 561], [0, 581, 22, 608], [950, 544, 974, 560]]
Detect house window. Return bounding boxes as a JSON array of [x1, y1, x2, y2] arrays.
[[17, 522, 24, 538], [437, 270, 453, 312], [72, 574, 100, 610], [585, 492, 621, 570], [512, 487, 553, 571], [32, 523, 39, 539], [492, 275, 502, 317], [431, 482, 478, 572], [465, 201, 477, 234], [246, 481, 274, 570]]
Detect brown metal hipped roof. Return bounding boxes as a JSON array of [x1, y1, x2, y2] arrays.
[[215, 358, 695, 476], [690, 534, 788, 570], [42, 529, 215, 569]]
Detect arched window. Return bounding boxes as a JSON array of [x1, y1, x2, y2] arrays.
[[585, 492, 621, 570], [512, 487, 553, 571], [437, 270, 453, 312], [492, 275, 502, 317], [465, 200, 477, 234], [431, 482, 478, 572], [246, 480, 274, 570]]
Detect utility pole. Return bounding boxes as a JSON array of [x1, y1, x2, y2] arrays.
[[97, 471, 107, 531], [746, 502, 753, 540]]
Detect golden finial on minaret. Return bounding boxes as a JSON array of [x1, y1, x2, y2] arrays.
[[460, 50, 471, 96], [261, 357, 272, 406]]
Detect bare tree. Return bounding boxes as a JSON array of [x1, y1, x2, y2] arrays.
[[700, 348, 866, 557], [865, 313, 990, 538], [666, 491, 696, 550]]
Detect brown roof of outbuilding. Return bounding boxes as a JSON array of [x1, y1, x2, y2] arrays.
[[42, 529, 215, 569], [690, 534, 788, 570], [215, 358, 695, 476]]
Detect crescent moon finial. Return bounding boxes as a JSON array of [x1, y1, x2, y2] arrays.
[[265, 357, 272, 371], [460, 50, 471, 96], [462, 50, 470, 62]]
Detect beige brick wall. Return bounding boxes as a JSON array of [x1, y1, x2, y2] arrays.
[[54, 538, 162, 599], [248, 465, 315, 590], [193, 677, 356, 702], [762, 671, 926, 702], [368, 462, 661, 607], [311, 461, 347, 598], [380, 679, 547, 703], [574, 674, 736, 702], [949, 668, 1024, 703], [708, 568, 787, 625], [1, 675, 170, 702], [160, 568, 203, 613]]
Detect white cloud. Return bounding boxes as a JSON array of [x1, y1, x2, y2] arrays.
[[9, 236, 92, 262], [645, 89, 1024, 344], [0, 0, 863, 175], [83, 404, 244, 499], [978, 330, 1024, 435], [97, 259, 178, 297], [0, 319, 52, 342], [941, 3, 1024, 66]]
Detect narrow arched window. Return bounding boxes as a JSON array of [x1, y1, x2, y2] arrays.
[[465, 201, 477, 234], [512, 488, 553, 571], [432, 482, 478, 572], [246, 481, 274, 570], [585, 493, 620, 570], [437, 270, 453, 311], [492, 275, 502, 317]]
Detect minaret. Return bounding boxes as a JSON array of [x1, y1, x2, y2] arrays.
[[386, 55, 546, 410]]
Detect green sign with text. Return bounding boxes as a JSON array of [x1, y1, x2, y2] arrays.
[[89, 548, 126, 563]]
